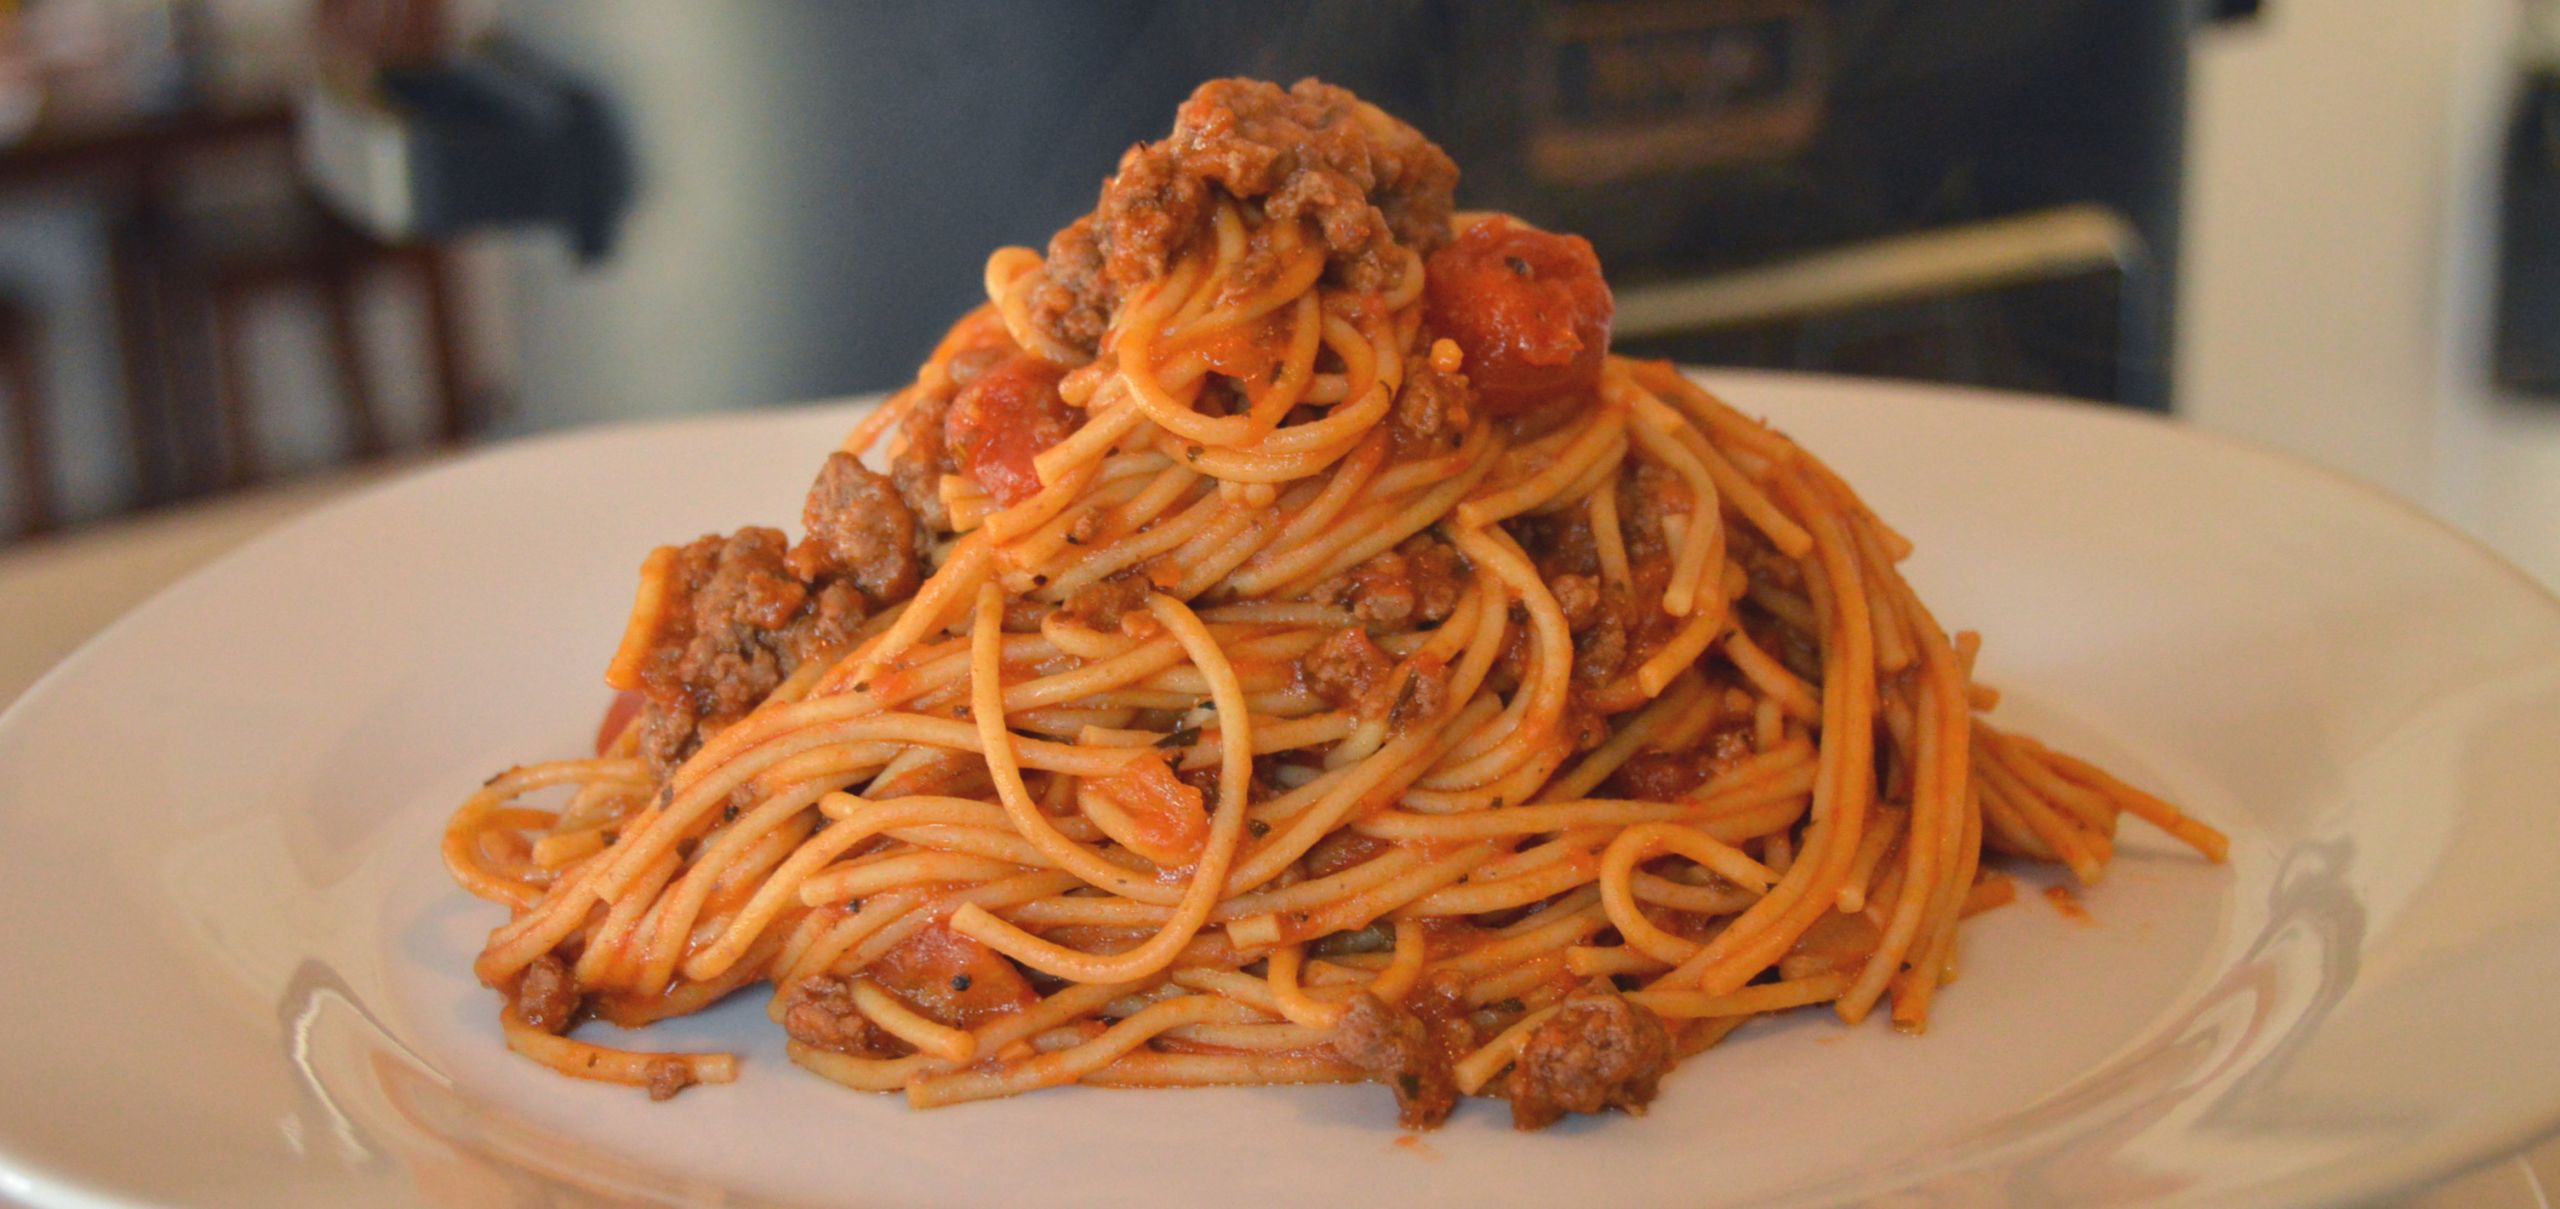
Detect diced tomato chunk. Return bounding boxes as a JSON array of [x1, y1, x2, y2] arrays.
[[1082, 751, 1210, 868], [1423, 216, 1613, 413], [871, 923, 1038, 1027], [944, 353, 1080, 505]]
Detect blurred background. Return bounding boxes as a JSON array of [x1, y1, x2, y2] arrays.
[[0, 0, 2555, 591]]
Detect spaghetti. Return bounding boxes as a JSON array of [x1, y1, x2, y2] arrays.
[[444, 78, 2226, 1129]]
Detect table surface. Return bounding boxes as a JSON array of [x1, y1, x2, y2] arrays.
[[0, 463, 2551, 1209]]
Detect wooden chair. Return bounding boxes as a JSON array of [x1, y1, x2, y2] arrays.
[[159, 191, 470, 492]]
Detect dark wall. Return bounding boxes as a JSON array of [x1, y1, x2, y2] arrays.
[[494, 1, 2188, 427]]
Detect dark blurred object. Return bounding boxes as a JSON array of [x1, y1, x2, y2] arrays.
[[301, 48, 624, 261], [2207, 0, 2264, 22], [1478, 0, 2188, 409], [1523, 0, 1829, 186], [305, 0, 627, 258], [0, 295, 53, 537], [475, 0, 2192, 423], [2494, 69, 2560, 398]]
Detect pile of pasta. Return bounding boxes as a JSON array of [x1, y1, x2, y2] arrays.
[[444, 78, 2225, 1130]]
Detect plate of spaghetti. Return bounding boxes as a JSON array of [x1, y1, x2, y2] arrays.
[[4, 78, 2560, 1209]]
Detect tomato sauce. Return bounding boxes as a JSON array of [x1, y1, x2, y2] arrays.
[[944, 353, 1081, 505], [2043, 883, 2094, 924], [1086, 751, 1211, 867], [871, 922, 1038, 1028], [1422, 216, 1613, 413]]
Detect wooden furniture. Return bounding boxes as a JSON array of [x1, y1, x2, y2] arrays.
[[0, 295, 51, 538], [168, 193, 470, 490], [0, 104, 296, 511], [0, 101, 477, 524]]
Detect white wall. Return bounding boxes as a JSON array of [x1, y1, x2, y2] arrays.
[[2179, 0, 2560, 588]]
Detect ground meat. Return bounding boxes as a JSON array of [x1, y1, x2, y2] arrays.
[[1560, 690, 1612, 753], [1296, 629, 1447, 736], [891, 387, 958, 532], [1408, 974, 1480, 1075], [624, 529, 804, 768], [1546, 558, 1679, 691], [621, 525, 880, 772], [643, 1058, 697, 1101], [1325, 992, 1461, 1130], [1061, 570, 1156, 633], [1298, 627, 1392, 709], [1726, 522, 1803, 596], [511, 954, 580, 1034], [1507, 983, 1674, 1130], [1620, 461, 1693, 566], [1605, 725, 1758, 800], [1509, 515, 1641, 688], [796, 579, 871, 661], [1317, 536, 1468, 628], [1391, 353, 1474, 454], [1508, 509, 1603, 587], [1025, 219, 1112, 355], [1385, 657, 1453, 736], [782, 974, 897, 1057], [787, 452, 920, 604], [1550, 573, 1602, 631], [1091, 139, 1210, 294], [1571, 582, 1637, 686], [1029, 78, 1459, 356]]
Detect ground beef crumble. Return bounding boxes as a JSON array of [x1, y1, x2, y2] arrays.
[[1060, 569, 1156, 633], [1619, 460, 1692, 566], [1028, 77, 1459, 357], [1299, 627, 1392, 709], [1502, 500, 1687, 691], [1506, 982, 1674, 1130], [788, 451, 921, 603], [781, 974, 901, 1058], [511, 954, 581, 1034], [1324, 990, 1467, 1130], [619, 455, 922, 771], [639, 1058, 695, 1101], [890, 386, 958, 532], [1605, 724, 1759, 800], [1316, 535, 1468, 628], [1391, 352, 1475, 454]]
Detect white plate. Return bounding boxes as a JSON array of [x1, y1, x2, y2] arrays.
[[4, 371, 2558, 1209]]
